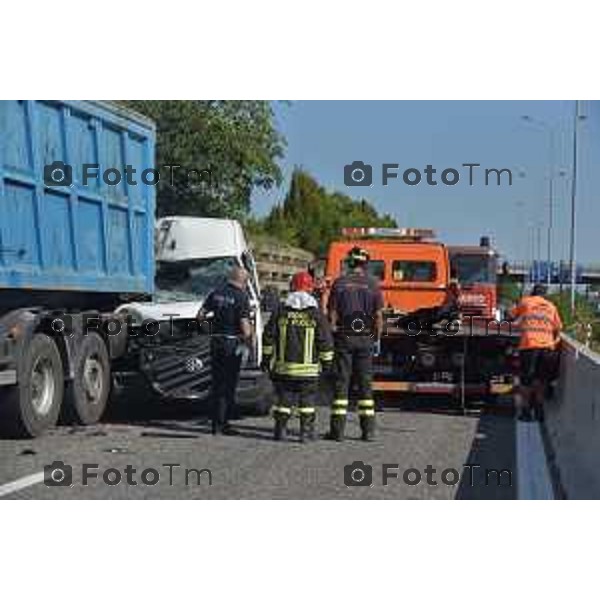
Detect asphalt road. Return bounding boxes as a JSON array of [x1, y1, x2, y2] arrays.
[[0, 398, 516, 499]]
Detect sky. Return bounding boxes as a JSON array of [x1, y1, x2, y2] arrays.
[[252, 101, 599, 264]]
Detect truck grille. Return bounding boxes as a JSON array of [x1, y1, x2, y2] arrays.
[[461, 303, 491, 318], [141, 336, 212, 400], [459, 291, 493, 318]]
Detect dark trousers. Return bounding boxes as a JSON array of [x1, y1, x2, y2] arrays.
[[274, 379, 318, 412], [333, 334, 374, 401], [519, 348, 556, 386], [210, 337, 242, 427]]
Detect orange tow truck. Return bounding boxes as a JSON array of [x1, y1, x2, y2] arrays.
[[322, 227, 515, 403]]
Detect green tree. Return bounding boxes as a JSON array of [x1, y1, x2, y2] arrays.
[[124, 101, 285, 218], [261, 169, 397, 255], [548, 291, 598, 330], [497, 278, 522, 308]]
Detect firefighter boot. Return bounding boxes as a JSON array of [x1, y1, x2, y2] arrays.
[[299, 413, 316, 443], [360, 416, 376, 442], [327, 399, 348, 441], [328, 414, 346, 442], [358, 399, 376, 441], [273, 412, 290, 441]]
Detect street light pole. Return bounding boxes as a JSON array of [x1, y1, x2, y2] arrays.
[[545, 128, 557, 286], [521, 116, 557, 287], [537, 224, 542, 268], [547, 175, 553, 284], [569, 101, 580, 313]]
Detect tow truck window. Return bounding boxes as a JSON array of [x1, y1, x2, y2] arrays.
[[391, 260, 437, 282], [341, 259, 385, 280], [451, 255, 496, 284]]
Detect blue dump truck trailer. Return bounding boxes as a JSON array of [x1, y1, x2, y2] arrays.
[[0, 100, 156, 436]]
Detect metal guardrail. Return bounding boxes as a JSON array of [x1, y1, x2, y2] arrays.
[[543, 334, 600, 498], [505, 262, 600, 284], [508, 262, 600, 274]]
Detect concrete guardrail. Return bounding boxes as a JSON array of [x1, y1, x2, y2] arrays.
[[544, 334, 600, 499]]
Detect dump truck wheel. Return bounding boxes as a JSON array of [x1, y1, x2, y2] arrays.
[[0, 334, 64, 438], [63, 333, 110, 425]]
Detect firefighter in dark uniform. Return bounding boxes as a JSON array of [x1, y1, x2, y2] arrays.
[[327, 247, 384, 442], [262, 271, 334, 442], [199, 266, 252, 435]]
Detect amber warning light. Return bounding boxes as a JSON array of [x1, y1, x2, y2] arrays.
[[341, 227, 436, 240]]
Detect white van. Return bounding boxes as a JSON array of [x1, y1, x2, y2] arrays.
[[154, 217, 263, 360], [117, 217, 271, 412]]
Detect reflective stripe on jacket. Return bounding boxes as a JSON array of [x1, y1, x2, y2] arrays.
[[263, 304, 333, 380]]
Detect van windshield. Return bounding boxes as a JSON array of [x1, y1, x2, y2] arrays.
[[155, 257, 237, 302]]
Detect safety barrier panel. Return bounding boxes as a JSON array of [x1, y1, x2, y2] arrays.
[[544, 335, 600, 499]]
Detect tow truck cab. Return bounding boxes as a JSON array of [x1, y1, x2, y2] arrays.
[[449, 237, 499, 320], [324, 227, 449, 314]]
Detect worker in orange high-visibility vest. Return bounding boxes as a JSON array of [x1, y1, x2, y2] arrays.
[[511, 284, 562, 421]]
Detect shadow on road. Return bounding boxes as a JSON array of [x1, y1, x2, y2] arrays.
[[103, 391, 277, 441], [380, 394, 516, 499], [455, 414, 516, 500], [380, 392, 513, 417]]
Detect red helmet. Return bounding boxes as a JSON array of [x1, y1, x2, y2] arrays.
[[290, 271, 315, 293]]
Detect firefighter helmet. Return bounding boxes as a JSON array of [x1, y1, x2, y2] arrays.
[[290, 271, 315, 293], [347, 246, 370, 268]]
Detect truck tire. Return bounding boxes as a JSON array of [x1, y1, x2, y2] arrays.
[[0, 334, 64, 438], [63, 333, 111, 426]]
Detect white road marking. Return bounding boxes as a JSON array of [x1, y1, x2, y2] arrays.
[[516, 420, 554, 500], [0, 471, 45, 498]]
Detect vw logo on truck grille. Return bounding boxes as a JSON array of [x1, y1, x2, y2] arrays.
[[185, 357, 205, 373]]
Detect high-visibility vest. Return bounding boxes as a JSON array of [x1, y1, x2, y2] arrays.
[[263, 305, 334, 379], [511, 296, 562, 350]]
